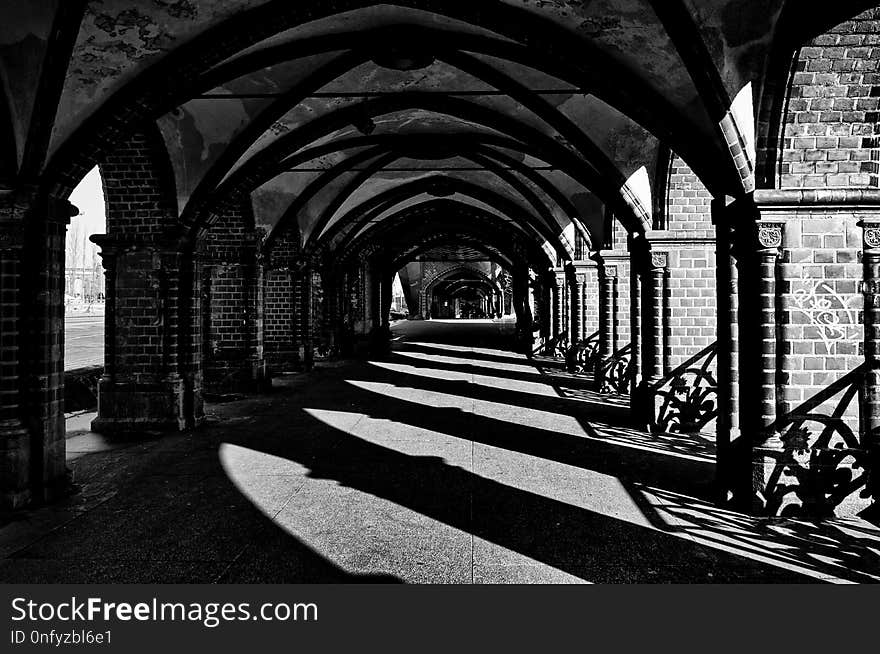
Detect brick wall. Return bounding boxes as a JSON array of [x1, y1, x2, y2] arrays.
[[779, 212, 863, 421], [199, 201, 263, 390], [666, 249, 717, 371], [101, 127, 177, 237], [665, 154, 714, 231], [780, 8, 880, 189], [263, 230, 302, 370]]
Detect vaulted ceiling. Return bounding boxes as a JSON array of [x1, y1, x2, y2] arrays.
[[1, 0, 874, 269]]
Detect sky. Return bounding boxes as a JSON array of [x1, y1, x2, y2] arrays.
[[68, 166, 106, 235]]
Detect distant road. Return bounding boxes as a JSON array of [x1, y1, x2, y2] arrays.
[[65, 314, 104, 370]]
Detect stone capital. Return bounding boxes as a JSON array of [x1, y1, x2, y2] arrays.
[[648, 251, 668, 270], [755, 220, 784, 251], [859, 220, 880, 252]]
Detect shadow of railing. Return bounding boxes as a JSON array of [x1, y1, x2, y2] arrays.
[[596, 343, 635, 396], [650, 343, 718, 434], [534, 331, 569, 358], [762, 364, 869, 518], [565, 331, 600, 374]]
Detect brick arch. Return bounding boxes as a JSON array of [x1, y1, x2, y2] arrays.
[[422, 263, 502, 301], [758, 6, 880, 190], [98, 123, 179, 237]]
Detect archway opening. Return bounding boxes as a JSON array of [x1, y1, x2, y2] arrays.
[[64, 166, 106, 372]]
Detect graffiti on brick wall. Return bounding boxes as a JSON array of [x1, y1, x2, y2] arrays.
[[790, 271, 859, 352]]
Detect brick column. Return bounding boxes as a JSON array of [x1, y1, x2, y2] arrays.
[[753, 222, 785, 438], [380, 268, 393, 330], [512, 263, 533, 352], [91, 236, 202, 433], [0, 191, 30, 508], [21, 193, 75, 503], [555, 271, 566, 340], [596, 263, 618, 391], [640, 251, 668, 385], [565, 264, 581, 343], [861, 220, 880, 501], [740, 219, 785, 512], [632, 250, 667, 429], [296, 264, 314, 371], [713, 199, 742, 502], [534, 271, 552, 353]]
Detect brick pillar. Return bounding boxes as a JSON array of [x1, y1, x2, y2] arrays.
[[21, 193, 74, 503], [565, 264, 581, 343], [380, 268, 393, 330], [0, 191, 30, 508], [1, 190, 77, 507], [90, 237, 202, 433], [633, 250, 667, 429], [296, 264, 314, 371], [640, 251, 668, 385], [739, 219, 784, 512], [512, 263, 533, 352], [596, 263, 618, 391], [752, 222, 784, 438], [554, 271, 566, 341], [861, 220, 880, 502]]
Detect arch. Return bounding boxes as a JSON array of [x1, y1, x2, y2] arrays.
[[310, 175, 566, 261], [260, 133, 594, 254], [44, 2, 736, 205], [422, 263, 503, 302], [756, 2, 880, 190], [98, 123, 180, 238], [191, 93, 645, 236]]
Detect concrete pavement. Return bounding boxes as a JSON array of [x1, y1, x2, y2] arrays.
[[2, 319, 879, 583]]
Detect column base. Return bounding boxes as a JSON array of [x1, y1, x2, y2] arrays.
[[0, 421, 31, 510], [92, 376, 201, 433]]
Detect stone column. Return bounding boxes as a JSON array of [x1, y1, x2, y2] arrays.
[[861, 220, 880, 500], [0, 190, 30, 509], [596, 263, 618, 391]]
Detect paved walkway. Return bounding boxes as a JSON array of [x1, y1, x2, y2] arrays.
[[2, 319, 880, 583]]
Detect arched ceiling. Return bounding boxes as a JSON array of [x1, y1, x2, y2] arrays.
[[2, 1, 870, 266]]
